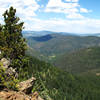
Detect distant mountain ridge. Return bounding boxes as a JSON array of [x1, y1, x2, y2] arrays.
[[26, 33, 100, 63], [22, 30, 100, 37], [27, 34, 100, 55], [23, 31, 53, 37], [28, 34, 53, 42]]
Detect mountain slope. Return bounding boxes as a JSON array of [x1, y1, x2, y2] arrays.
[[24, 56, 100, 100], [23, 31, 100, 37], [54, 47, 100, 74], [27, 34, 100, 62], [22, 31, 78, 37]]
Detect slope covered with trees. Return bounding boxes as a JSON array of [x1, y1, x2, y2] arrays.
[[27, 34, 100, 62], [54, 47, 100, 74], [23, 56, 100, 100]]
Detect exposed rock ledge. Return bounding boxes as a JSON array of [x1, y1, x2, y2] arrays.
[[0, 76, 43, 100], [0, 77, 43, 100], [0, 89, 43, 100], [0, 58, 44, 100], [18, 77, 36, 94]]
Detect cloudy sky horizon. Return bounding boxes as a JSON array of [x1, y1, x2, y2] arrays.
[[0, 0, 100, 34]]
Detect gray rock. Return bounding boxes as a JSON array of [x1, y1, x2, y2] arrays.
[[5, 67, 18, 78], [1, 58, 10, 69], [0, 58, 18, 78]]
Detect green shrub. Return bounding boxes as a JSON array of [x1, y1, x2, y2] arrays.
[[0, 62, 19, 90]]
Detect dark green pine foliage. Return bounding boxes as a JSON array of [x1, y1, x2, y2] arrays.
[[54, 47, 100, 74], [0, 7, 28, 69], [0, 7, 27, 60], [20, 56, 100, 100], [0, 7, 29, 90]]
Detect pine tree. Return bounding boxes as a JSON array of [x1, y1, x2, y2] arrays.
[[0, 24, 6, 57], [1, 7, 27, 60]]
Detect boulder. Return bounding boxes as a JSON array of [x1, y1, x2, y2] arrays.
[[96, 73, 100, 76], [5, 67, 18, 78], [18, 77, 36, 94], [0, 58, 18, 78], [1, 58, 10, 69]]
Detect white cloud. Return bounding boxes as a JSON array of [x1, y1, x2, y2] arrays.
[[46, 0, 80, 11], [65, 0, 72, 2], [65, 0, 79, 2], [80, 8, 92, 13], [0, 0, 40, 23], [45, 0, 91, 19], [72, 0, 79, 2], [0, 0, 99, 34], [37, 0, 40, 1], [24, 17, 100, 34], [67, 13, 84, 19]]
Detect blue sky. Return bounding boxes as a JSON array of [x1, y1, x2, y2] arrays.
[[0, 0, 100, 34]]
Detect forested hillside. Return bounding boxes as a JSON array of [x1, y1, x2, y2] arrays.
[[23, 56, 100, 100], [27, 34, 100, 62], [54, 47, 100, 74]]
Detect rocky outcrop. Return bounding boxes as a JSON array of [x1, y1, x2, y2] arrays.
[[5, 67, 18, 78], [0, 58, 44, 100], [18, 77, 36, 94], [0, 71, 43, 100], [0, 90, 30, 100], [0, 89, 43, 100], [96, 73, 100, 76], [0, 58, 18, 78]]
